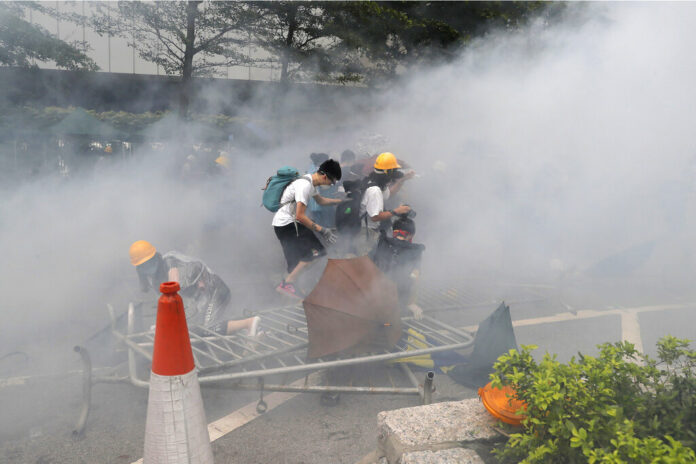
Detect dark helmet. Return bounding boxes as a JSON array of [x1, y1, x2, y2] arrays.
[[392, 217, 415, 236], [310, 152, 329, 166], [318, 159, 342, 183], [340, 149, 356, 163]]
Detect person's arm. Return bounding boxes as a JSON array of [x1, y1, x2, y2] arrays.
[[388, 170, 416, 196], [369, 205, 411, 222], [313, 194, 342, 206], [295, 201, 326, 232], [295, 180, 330, 232], [168, 267, 179, 282]]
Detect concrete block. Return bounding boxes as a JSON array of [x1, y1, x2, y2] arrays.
[[377, 399, 502, 463], [401, 448, 484, 464]]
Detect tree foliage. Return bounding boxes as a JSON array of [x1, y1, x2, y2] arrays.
[[324, 1, 561, 84], [491, 336, 696, 463], [0, 2, 97, 71], [84, 1, 560, 87], [90, 1, 258, 115], [248, 2, 340, 83], [91, 1, 254, 77]]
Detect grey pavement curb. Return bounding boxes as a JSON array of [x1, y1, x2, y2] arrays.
[[375, 398, 504, 463]]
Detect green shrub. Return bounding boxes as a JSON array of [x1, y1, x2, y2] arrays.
[[491, 336, 696, 463]]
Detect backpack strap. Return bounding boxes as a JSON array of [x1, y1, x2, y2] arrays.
[[292, 174, 314, 235]]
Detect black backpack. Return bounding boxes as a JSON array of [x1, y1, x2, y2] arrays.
[[372, 233, 425, 276], [335, 178, 369, 236]]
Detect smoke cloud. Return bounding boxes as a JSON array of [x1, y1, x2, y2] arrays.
[[2, 2, 696, 369]]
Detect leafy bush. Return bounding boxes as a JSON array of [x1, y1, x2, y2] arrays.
[[491, 336, 696, 463]]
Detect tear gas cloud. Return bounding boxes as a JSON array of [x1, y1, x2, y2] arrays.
[[2, 2, 696, 360], [375, 2, 696, 295]]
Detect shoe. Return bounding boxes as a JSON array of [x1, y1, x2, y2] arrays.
[[320, 392, 341, 406], [276, 281, 304, 299], [247, 316, 261, 337]]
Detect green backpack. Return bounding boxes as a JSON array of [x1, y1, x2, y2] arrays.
[[262, 166, 300, 212]]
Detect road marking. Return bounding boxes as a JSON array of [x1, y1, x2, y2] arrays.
[[130, 372, 321, 464], [0, 367, 117, 391], [460, 303, 692, 332], [620, 310, 644, 353]]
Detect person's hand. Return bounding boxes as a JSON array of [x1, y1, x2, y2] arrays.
[[408, 303, 423, 320], [393, 205, 411, 215], [404, 170, 416, 180], [320, 227, 338, 244]]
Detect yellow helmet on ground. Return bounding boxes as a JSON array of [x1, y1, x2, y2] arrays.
[[374, 152, 401, 171], [129, 240, 156, 266], [215, 155, 229, 167]]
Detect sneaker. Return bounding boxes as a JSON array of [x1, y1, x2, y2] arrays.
[[320, 392, 341, 406], [276, 281, 304, 299], [247, 316, 261, 337]]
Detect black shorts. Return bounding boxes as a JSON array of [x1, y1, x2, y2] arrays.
[[274, 223, 326, 273]]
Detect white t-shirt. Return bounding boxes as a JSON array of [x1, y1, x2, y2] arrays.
[[272, 175, 317, 227], [360, 185, 391, 230]]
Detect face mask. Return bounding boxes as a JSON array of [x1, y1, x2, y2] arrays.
[[138, 256, 159, 276]]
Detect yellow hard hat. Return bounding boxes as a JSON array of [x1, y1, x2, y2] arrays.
[[374, 152, 401, 171], [129, 240, 156, 266], [215, 155, 229, 167]]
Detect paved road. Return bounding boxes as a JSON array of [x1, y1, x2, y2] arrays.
[[2, 283, 695, 464]]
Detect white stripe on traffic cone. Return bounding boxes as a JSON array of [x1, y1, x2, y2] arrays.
[[143, 281, 213, 464]]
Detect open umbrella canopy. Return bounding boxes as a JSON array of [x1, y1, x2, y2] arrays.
[[303, 256, 402, 358], [48, 108, 124, 139]]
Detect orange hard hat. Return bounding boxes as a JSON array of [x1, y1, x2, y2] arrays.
[[129, 240, 156, 266], [478, 382, 527, 426]]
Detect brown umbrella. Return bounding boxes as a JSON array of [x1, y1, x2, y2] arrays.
[[303, 256, 402, 358]]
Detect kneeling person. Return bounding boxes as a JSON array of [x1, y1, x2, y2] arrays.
[[129, 240, 260, 335]]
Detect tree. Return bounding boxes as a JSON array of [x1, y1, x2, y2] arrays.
[[326, 1, 560, 85], [245, 2, 339, 84], [246, 2, 560, 86], [0, 2, 97, 71], [90, 1, 256, 116]]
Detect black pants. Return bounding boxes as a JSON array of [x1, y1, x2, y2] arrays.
[[274, 223, 326, 273]]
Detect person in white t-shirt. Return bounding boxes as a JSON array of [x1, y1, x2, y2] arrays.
[[357, 152, 415, 255], [273, 159, 343, 298]]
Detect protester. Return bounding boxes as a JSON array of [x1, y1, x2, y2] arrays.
[[307, 153, 338, 228], [273, 159, 343, 298], [129, 240, 260, 335], [357, 152, 415, 255], [373, 217, 425, 319], [338, 149, 360, 185]]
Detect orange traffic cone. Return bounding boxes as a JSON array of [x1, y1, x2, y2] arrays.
[[143, 282, 213, 464]]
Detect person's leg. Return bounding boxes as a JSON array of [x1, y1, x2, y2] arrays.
[[225, 316, 260, 335], [275, 225, 301, 274], [275, 224, 307, 297], [283, 224, 326, 284], [285, 259, 311, 283], [355, 227, 379, 256]]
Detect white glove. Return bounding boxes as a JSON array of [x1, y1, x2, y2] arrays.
[[320, 227, 337, 244], [408, 303, 423, 320]]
